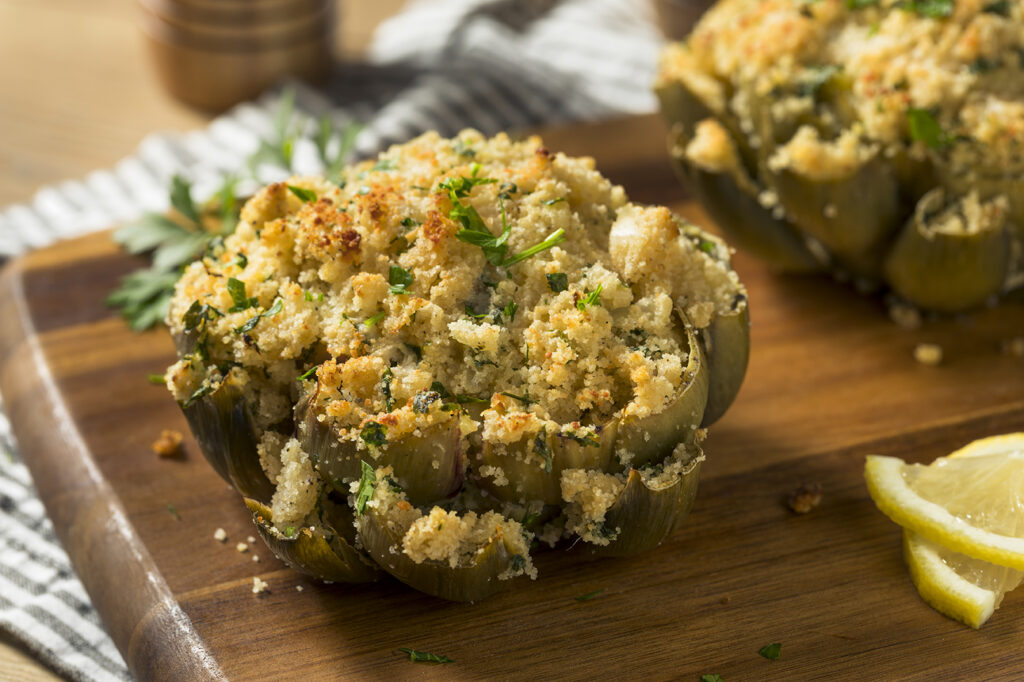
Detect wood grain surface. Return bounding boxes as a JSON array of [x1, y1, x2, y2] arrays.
[[2, 113, 1023, 680]]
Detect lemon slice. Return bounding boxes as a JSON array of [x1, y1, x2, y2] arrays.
[[903, 530, 1024, 628], [864, 433, 1024, 570]]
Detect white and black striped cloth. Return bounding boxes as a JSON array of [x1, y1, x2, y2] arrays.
[[0, 1, 664, 678]]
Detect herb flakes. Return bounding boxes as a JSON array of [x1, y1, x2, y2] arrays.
[[758, 643, 782, 660], [546, 272, 568, 292], [388, 265, 414, 295], [907, 108, 956, 149], [287, 185, 317, 203], [575, 588, 605, 602], [355, 460, 377, 514], [360, 422, 387, 448], [397, 648, 454, 664]]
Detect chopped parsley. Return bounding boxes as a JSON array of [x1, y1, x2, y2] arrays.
[[902, 0, 953, 17], [286, 185, 317, 203], [701, 675, 725, 682], [576, 284, 603, 311], [181, 381, 216, 409], [355, 460, 377, 514], [454, 394, 488, 404], [845, 0, 878, 7], [797, 64, 840, 98], [284, 525, 296, 538], [363, 311, 386, 328], [297, 364, 320, 381], [534, 427, 553, 473], [982, 0, 1009, 14], [907, 108, 956, 150], [397, 648, 454, 664], [563, 429, 601, 448], [381, 368, 394, 411], [233, 252, 248, 269], [452, 138, 476, 157], [165, 503, 180, 520], [226, 277, 257, 312], [430, 381, 451, 398], [442, 173, 565, 268], [400, 217, 421, 229], [546, 272, 568, 292], [372, 158, 398, 172], [501, 392, 536, 406], [360, 422, 387, 448], [502, 300, 519, 324], [147, 373, 166, 385], [182, 300, 223, 333], [758, 643, 782, 660], [542, 197, 566, 206], [510, 554, 526, 571], [388, 265, 414, 295], [233, 297, 283, 335], [498, 182, 518, 199], [575, 588, 605, 602]]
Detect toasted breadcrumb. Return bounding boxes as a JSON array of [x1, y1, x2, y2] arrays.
[[252, 577, 269, 594], [913, 343, 943, 366], [151, 429, 183, 458], [236, 543, 249, 553], [214, 528, 227, 542], [787, 482, 823, 514]]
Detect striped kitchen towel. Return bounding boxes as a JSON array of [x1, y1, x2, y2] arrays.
[[0, 0, 665, 679]]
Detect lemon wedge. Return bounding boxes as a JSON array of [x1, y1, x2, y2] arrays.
[[865, 433, 1024, 627], [903, 529, 1023, 628], [864, 434, 1024, 570]]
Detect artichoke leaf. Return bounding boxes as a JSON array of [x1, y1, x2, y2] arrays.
[[581, 440, 704, 558], [296, 392, 464, 507], [181, 379, 274, 503], [474, 322, 709, 504], [883, 188, 1011, 312], [245, 497, 380, 584], [668, 125, 822, 272], [356, 494, 531, 602], [699, 300, 750, 427]]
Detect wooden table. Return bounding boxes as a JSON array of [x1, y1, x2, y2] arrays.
[[0, 0, 405, 677]]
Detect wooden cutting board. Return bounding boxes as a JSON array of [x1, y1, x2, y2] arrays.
[[2, 114, 1023, 681]]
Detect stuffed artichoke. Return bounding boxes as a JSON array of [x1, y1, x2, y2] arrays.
[[656, 0, 1024, 312], [164, 130, 749, 601]]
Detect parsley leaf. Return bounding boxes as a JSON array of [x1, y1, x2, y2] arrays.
[[232, 297, 283, 335], [534, 427, 553, 473], [355, 460, 377, 514], [287, 185, 317, 203], [360, 422, 387, 448], [845, 0, 878, 7], [576, 284, 603, 311], [546, 272, 568, 292], [297, 364, 320, 381], [166, 503, 180, 520], [170, 174, 201, 225], [500, 228, 565, 267], [758, 643, 782, 660], [502, 300, 518, 324], [903, 0, 953, 17], [363, 311, 386, 328], [574, 588, 605, 602], [542, 197, 566, 206], [147, 373, 166, 384], [226, 277, 257, 312], [701, 675, 725, 682], [389, 265, 414, 295], [907, 108, 955, 149], [381, 367, 394, 412], [397, 648, 454, 664], [501, 392, 536, 406]]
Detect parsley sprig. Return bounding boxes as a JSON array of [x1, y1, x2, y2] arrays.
[[109, 88, 361, 331], [441, 171, 565, 269]]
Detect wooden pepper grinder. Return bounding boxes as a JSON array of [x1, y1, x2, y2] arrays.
[[138, 0, 336, 111]]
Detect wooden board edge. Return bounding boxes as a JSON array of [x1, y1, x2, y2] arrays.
[[0, 258, 226, 682]]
